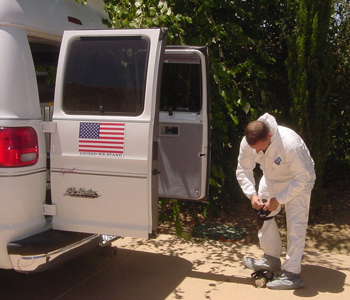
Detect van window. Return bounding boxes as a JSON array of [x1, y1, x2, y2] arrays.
[[62, 37, 149, 116], [160, 55, 201, 113]]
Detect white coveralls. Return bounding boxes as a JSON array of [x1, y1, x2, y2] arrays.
[[236, 113, 316, 274]]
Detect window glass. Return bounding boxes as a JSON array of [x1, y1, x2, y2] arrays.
[[30, 42, 59, 104], [63, 37, 149, 116], [160, 56, 201, 113]]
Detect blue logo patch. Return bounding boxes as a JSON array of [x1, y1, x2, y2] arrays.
[[274, 157, 282, 165]]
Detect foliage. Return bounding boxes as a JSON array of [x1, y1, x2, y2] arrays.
[[74, 0, 87, 5], [158, 199, 197, 240], [328, 0, 350, 163], [286, 0, 335, 211], [158, 199, 183, 235], [103, 0, 188, 41]]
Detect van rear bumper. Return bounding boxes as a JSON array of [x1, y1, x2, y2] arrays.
[[7, 229, 100, 273]]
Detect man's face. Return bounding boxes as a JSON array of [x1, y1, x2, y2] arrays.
[[249, 133, 271, 153]]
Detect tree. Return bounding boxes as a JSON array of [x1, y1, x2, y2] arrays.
[[329, 0, 350, 161], [286, 0, 334, 212]]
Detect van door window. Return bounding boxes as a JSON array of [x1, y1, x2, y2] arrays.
[[160, 55, 201, 114], [62, 37, 149, 116]]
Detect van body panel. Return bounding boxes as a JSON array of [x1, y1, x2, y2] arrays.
[[0, 0, 107, 40], [0, 27, 41, 119]]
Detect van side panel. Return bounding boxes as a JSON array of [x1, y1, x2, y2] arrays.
[[0, 0, 108, 271], [0, 167, 46, 269], [0, 27, 47, 269], [0, 0, 107, 38], [0, 27, 41, 119]]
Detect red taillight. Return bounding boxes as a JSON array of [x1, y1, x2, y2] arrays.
[[0, 127, 39, 167]]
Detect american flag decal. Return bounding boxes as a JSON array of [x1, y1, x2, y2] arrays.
[[79, 122, 125, 156]]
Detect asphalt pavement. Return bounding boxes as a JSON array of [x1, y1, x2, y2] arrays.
[[0, 234, 349, 300]]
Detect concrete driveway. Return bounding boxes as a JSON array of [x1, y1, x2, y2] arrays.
[[0, 234, 349, 299]]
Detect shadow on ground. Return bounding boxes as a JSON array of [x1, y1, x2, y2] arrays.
[[297, 264, 347, 297], [0, 240, 348, 300]]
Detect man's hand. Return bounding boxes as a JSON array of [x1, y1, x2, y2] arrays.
[[263, 197, 280, 211], [251, 195, 265, 210]]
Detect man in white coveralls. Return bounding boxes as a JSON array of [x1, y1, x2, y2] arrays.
[[236, 113, 316, 289]]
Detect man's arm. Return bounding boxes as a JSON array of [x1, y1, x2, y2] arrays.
[[236, 138, 258, 201]]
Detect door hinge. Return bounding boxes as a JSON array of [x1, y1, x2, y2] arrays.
[[42, 122, 57, 133], [43, 204, 57, 216], [152, 169, 161, 175]]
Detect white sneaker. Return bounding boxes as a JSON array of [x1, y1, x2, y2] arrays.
[[266, 271, 305, 290], [243, 254, 281, 271]]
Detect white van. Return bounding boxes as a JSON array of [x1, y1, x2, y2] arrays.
[[0, 0, 210, 273]]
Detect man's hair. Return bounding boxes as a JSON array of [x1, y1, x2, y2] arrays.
[[245, 121, 270, 145]]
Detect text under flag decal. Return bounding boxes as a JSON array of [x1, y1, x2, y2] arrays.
[[79, 122, 125, 157]]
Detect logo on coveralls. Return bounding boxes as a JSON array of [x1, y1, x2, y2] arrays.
[[274, 157, 282, 165]]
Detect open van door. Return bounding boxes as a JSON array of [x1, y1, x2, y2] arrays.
[[49, 29, 210, 239], [158, 46, 210, 201], [50, 28, 166, 238]]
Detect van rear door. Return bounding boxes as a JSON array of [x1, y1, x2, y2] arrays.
[[159, 46, 210, 201], [50, 28, 166, 238]]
